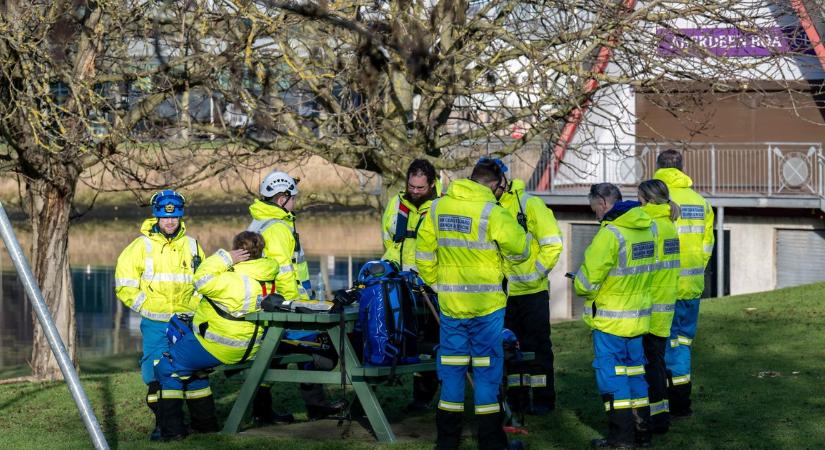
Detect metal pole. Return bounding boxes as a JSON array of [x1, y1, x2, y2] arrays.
[[0, 202, 109, 450], [716, 206, 725, 298]]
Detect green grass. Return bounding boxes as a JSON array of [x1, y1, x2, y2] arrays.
[[1, 282, 824, 449]]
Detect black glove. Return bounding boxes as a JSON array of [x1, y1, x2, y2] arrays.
[[261, 293, 289, 312]]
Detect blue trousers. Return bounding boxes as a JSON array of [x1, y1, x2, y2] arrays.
[[437, 308, 504, 415], [664, 298, 700, 386], [140, 318, 171, 385], [592, 330, 648, 411], [154, 331, 219, 400]]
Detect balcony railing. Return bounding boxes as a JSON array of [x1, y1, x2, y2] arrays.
[[528, 142, 825, 198]]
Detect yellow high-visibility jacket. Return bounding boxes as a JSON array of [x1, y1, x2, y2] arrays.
[[415, 179, 528, 319], [642, 202, 680, 338], [498, 179, 563, 295], [381, 192, 435, 272], [192, 251, 278, 364], [248, 199, 311, 302], [115, 218, 204, 322], [575, 204, 655, 338], [654, 168, 715, 299]]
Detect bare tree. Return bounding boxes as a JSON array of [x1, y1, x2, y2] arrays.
[[0, 0, 817, 379]]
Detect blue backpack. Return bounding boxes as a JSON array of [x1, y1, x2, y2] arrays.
[[354, 261, 431, 367]]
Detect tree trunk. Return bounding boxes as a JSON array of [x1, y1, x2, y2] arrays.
[[25, 177, 78, 381]]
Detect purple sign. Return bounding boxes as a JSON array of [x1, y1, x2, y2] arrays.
[[657, 27, 797, 57]]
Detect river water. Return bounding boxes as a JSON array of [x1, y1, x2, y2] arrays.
[[0, 208, 382, 369]]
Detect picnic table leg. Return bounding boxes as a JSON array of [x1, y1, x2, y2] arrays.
[[222, 326, 284, 434], [329, 324, 396, 443]]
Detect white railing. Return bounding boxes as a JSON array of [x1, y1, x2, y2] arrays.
[[529, 142, 825, 198]]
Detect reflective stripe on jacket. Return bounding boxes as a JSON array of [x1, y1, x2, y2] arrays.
[[574, 206, 654, 337], [654, 168, 715, 299], [248, 199, 311, 302], [415, 179, 528, 319], [115, 218, 204, 321], [381, 192, 434, 272], [642, 203, 680, 337], [192, 251, 278, 364], [499, 179, 563, 295]]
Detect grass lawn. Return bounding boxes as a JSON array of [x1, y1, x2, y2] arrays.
[[0, 282, 823, 449]]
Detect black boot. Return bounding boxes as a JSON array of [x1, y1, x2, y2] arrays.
[[436, 409, 463, 450], [633, 407, 652, 448], [146, 382, 161, 441], [158, 397, 188, 441], [595, 396, 634, 448], [187, 395, 220, 433], [252, 387, 295, 425], [506, 385, 529, 415], [302, 383, 346, 420], [667, 379, 693, 418], [477, 411, 509, 450]]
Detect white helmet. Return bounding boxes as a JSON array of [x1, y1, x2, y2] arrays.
[[260, 170, 299, 198]]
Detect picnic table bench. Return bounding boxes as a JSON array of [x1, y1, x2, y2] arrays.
[[219, 306, 534, 443]]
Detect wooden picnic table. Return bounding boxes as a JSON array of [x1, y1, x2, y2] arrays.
[[220, 307, 436, 443]]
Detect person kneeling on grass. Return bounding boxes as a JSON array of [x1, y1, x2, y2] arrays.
[[154, 231, 276, 440]]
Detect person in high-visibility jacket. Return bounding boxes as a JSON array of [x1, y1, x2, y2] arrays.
[[638, 179, 681, 436], [574, 183, 654, 448], [381, 158, 441, 411], [498, 171, 563, 416], [653, 149, 715, 418], [154, 231, 277, 440], [416, 159, 528, 450], [247, 169, 344, 422], [114, 190, 212, 440]]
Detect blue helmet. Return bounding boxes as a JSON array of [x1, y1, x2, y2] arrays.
[[477, 156, 509, 175], [151, 190, 185, 218]]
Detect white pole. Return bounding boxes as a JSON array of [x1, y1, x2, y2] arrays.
[[0, 202, 109, 450]]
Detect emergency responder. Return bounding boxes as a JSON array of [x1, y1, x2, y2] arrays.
[[497, 159, 564, 416], [248, 170, 345, 421], [381, 158, 440, 411], [416, 158, 528, 450], [114, 190, 215, 440], [154, 231, 277, 440], [638, 179, 681, 435], [574, 183, 654, 448], [653, 149, 714, 418]]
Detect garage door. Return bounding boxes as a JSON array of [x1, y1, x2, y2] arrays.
[[776, 229, 825, 288], [569, 224, 601, 320]]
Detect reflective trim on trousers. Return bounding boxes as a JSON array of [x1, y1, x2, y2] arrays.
[[632, 397, 650, 408], [415, 250, 435, 261], [677, 335, 693, 346], [650, 400, 670, 416], [160, 390, 184, 399], [626, 365, 645, 376], [530, 374, 547, 387], [472, 356, 490, 367], [204, 330, 259, 348], [147, 393, 159, 403], [593, 308, 652, 319], [652, 303, 676, 313], [440, 355, 470, 366], [436, 238, 496, 250], [185, 386, 213, 400], [671, 374, 691, 385], [678, 225, 705, 234], [507, 374, 529, 387], [116, 278, 139, 288], [605, 399, 633, 411], [681, 267, 705, 276], [438, 400, 464, 412], [435, 283, 503, 293], [475, 403, 500, 415]]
